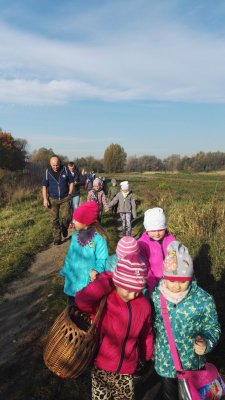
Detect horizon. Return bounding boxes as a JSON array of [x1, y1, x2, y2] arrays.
[[1, 0, 225, 159]]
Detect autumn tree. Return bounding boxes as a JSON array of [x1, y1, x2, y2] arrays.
[[0, 131, 28, 170], [163, 154, 181, 171], [125, 156, 141, 172], [30, 147, 55, 168], [103, 143, 127, 173], [126, 155, 164, 172], [58, 154, 69, 165]]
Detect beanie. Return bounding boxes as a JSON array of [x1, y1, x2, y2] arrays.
[[73, 201, 98, 226], [113, 254, 147, 292], [93, 178, 102, 186], [163, 240, 193, 281], [120, 181, 129, 190], [143, 207, 167, 231], [116, 236, 139, 259]]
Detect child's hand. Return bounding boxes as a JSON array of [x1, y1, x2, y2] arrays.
[[90, 269, 98, 282], [194, 335, 207, 355]]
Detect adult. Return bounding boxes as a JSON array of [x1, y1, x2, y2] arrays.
[[86, 171, 94, 190], [67, 162, 85, 224], [42, 155, 74, 245]]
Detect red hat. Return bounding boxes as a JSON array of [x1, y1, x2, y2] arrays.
[[113, 254, 147, 292], [116, 236, 139, 259], [73, 201, 98, 226]]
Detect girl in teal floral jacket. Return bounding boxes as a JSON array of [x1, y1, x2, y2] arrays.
[[152, 240, 221, 400]]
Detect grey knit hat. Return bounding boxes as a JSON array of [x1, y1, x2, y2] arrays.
[[163, 240, 193, 281]]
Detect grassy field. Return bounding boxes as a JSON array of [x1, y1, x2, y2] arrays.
[[0, 197, 52, 296], [0, 171, 225, 399]]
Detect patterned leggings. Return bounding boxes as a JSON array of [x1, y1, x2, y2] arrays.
[[92, 367, 134, 400], [119, 213, 132, 236]]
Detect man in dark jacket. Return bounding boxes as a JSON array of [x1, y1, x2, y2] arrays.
[[42, 156, 74, 245], [67, 162, 85, 226]]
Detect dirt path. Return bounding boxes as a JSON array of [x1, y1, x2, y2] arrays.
[[0, 225, 161, 400], [0, 237, 70, 368]]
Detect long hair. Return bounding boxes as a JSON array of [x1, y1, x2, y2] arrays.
[[93, 222, 109, 244]]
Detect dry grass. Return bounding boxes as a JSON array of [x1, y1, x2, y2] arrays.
[[0, 168, 42, 206]]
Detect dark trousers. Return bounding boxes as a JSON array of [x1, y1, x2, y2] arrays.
[[161, 377, 179, 400], [48, 196, 70, 241]]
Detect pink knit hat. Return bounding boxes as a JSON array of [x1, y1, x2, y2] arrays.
[[116, 237, 139, 259], [113, 254, 147, 292], [73, 201, 98, 225]]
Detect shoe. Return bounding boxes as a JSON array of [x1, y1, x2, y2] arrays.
[[54, 239, 61, 245], [61, 226, 68, 238]]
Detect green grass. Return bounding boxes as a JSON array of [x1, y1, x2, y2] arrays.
[[0, 194, 52, 294]]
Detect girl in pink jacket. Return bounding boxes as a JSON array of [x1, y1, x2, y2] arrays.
[[76, 254, 154, 400], [138, 207, 176, 294], [87, 178, 109, 222]]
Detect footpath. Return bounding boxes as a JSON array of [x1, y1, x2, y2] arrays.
[[0, 238, 70, 399], [0, 227, 161, 400]]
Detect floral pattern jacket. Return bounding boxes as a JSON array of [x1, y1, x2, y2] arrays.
[[152, 280, 221, 378]]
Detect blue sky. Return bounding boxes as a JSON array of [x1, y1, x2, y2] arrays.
[[1, 0, 225, 160]]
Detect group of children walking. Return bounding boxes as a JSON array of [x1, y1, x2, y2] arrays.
[[59, 194, 222, 400], [86, 177, 136, 236], [67, 171, 137, 236]]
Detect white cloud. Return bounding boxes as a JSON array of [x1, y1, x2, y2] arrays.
[[1, 1, 225, 105]]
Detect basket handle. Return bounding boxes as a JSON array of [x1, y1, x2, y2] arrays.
[[88, 295, 107, 334]]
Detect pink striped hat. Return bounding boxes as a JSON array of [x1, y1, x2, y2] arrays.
[[113, 254, 147, 292], [116, 236, 139, 259]]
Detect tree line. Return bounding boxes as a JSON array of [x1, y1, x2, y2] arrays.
[[1, 130, 225, 173]]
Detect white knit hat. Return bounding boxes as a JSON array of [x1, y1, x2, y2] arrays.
[[120, 181, 129, 190], [143, 207, 167, 231]]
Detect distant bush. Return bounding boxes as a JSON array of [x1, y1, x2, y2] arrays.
[[0, 166, 41, 207]]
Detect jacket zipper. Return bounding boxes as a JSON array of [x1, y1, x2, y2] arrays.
[[116, 302, 132, 373], [48, 168, 65, 200]]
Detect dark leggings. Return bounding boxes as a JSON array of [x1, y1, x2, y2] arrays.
[[161, 377, 179, 400]]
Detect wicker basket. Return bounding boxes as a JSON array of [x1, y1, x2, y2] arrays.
[[43, 296, 106, 379]]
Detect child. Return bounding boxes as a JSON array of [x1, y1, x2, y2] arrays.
[[59, 201, 108, 300], [138, 207, 176, 293], [152, 240, 221, 400], [108, 178, 119, 214], [76, 254, 154, 400], [108, 180, 136, 236], [105, 235, 140, 272], [87, 178, 108, 221]]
